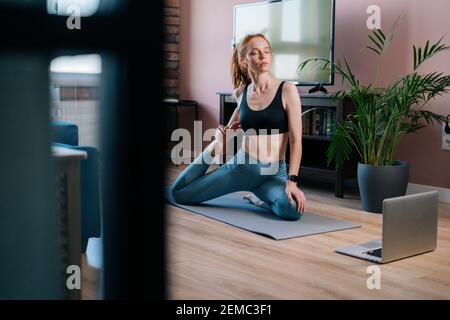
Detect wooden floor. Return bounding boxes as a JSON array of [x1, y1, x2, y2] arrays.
[[81, 254, 100, 300], [81, 161, 450, 299], [165, 162, 450, 300]]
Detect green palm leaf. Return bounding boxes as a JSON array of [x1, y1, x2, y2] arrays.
[[413, 35, 450, 70]]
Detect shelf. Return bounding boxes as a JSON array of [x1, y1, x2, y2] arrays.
[[298, 165, 337, 185], [300, 164, 335, 172], [302, 134, 332, 141]]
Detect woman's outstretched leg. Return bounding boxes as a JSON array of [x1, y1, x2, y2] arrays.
[[171, 142, 216, 193], [171, 145, 263, 205], [171, 126, 227, 192]]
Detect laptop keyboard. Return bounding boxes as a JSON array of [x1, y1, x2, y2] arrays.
[[365, 248, 382, 257]]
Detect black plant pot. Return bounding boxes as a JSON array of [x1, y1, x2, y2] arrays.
[[357, 160, 409, 213]]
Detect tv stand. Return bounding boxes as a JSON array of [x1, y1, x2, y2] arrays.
[[308, 83, 328, 94]]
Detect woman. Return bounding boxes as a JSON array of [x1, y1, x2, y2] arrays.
[[171, 33, 306, 220]]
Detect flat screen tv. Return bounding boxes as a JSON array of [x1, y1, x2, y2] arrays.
[[233, 0, 335, 87]]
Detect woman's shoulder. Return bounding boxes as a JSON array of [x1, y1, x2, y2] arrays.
[[281, 81, 300, 110], [282, 80, 296, 90], [232, 85, 246, 101], [281, 81, 298, 96]]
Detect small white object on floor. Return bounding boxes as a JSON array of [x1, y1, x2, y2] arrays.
[[243, 193, 266, 208], [86, 237, 103, 269]]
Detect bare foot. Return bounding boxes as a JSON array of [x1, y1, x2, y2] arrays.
[[243, 193, 269, 209]]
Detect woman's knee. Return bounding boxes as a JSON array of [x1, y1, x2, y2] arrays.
[[272, 197, 302, 221]]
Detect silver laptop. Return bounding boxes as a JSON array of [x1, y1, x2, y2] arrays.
[[335, 191, 439, 264]]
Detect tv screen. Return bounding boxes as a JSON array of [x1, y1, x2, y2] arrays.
[[233, 0, 335, 86]]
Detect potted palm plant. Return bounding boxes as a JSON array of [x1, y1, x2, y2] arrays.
[[298, 17, 450, 213]]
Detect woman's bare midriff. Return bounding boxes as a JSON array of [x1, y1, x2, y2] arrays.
[[242, 131, 289, 163]]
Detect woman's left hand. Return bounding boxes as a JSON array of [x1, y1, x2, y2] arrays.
[[285, 180, 306, 213]]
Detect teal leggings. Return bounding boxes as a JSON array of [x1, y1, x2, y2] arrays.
[[171, 147, 302, 221]]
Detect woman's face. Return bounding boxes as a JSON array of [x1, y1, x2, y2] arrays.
[[242, 37, 272, 74]]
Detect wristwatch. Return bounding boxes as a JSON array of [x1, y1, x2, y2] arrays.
[[287, 175, 300, 183]]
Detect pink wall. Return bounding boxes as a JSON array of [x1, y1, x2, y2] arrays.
[[179, 0, 450, 188]]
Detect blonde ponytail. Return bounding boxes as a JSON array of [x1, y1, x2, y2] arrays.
[[231, 45, 250, 89]]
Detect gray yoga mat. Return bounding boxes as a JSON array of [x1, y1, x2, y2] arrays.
[[164, 185, 360, 240]]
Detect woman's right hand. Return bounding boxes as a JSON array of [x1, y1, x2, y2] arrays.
[[217, 121, 240, 139], [215, 125, 227, 143], [212, 121, 241, 156], [227, 120, 241, 130]]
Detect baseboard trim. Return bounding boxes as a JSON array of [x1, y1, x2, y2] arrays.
[[406, 183, 450, 204]]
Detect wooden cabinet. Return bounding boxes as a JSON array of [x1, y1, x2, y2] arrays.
[[52, 146, 87, 299], [216, 91, 360, 198]]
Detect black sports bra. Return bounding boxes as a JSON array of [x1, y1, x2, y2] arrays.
[[239, 81, 289, 136]]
